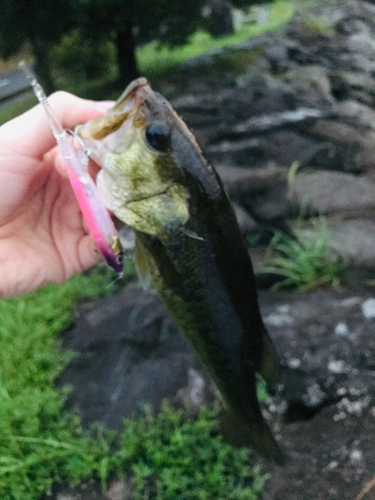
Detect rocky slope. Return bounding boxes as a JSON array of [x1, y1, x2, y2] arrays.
[[167, 0, 375, 276], [56, 1, 375, 499]]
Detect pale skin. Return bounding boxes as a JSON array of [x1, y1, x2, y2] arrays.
[[0, 92, 114, 299]]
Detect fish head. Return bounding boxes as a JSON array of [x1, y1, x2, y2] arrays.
[[76, 77, 194, 238]]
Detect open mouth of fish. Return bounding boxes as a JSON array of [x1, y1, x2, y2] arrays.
[[75, 77, 152, 162]]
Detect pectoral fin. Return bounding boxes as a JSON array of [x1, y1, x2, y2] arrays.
[[221, 406, 285, 465], [134, 240, 152, 290]]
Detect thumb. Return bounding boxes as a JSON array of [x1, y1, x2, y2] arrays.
[[0, 91, 114, 159]]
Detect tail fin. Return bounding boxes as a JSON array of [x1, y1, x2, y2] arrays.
[[221, 407, 285, 465]]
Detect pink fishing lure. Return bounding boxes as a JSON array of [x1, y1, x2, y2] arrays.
[[20, 62, 123, 276]]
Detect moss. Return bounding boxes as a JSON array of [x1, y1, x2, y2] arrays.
[[114, 402, 268, 500]]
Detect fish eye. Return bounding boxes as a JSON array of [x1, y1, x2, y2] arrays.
[[116, 253, 124, 265], [145, 122, 171, 152]]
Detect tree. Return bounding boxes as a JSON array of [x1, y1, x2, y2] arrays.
[[74, 0, 273, 86], [0, 0, 73, 93], [74, 0, 205, 85]]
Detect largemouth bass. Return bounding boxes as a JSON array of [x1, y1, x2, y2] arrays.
[[77, 78, 285, 465]]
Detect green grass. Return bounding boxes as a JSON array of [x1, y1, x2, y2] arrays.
[[0, 96, 38, 126], [258, 218, 344, 291], [137, 0, 294, 79], [0, 266, 267, 499], [115, 402, 268, 500], [0, 266, 129, 500]]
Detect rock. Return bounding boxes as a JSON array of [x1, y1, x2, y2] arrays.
[[285, 65, 333, 105], [51, 479, 103, 500], [231, 202, 258, 233], [206, 136, 270, 167], [333, 99, 375, 132], [327, 219, 375, 268], [173, 75, 299, 145], [257, 289, 375, 500], [216, 165, 290, 228], [290, 171, 375, 215], [309, 119, 374, 149], [207, 130, 320, 171], [106, 479, 132, 500], [58, 288, 214, 429], [264, 41, 289, 69], [330, 70, 375, 104], [231, 108, 325, 136]]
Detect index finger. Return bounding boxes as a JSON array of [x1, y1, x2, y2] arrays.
[[0, 91, 114, 159]]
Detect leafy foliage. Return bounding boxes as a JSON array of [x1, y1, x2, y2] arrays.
[[258, 218, 344, 291], [0, 0, 72, 59], [50, 29, 117, 83], [0, 0, 74, 91]]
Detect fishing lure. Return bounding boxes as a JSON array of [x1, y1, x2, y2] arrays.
[[19, 62, 123, 276]]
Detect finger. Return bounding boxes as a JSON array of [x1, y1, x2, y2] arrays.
[[0, 91, 114, 159], [54, 151, 100, 180], [78, 234, 105, 271]]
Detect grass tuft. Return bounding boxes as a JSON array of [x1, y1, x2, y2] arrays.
[[258, 218, 344, 291]]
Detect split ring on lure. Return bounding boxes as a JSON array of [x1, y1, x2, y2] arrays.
[[19, 61, 124, 276]]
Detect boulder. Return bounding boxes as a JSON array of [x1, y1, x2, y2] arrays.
[[259, 289, 375, 500], [328, 219, 375, 269], [58, 288, 214, 429], [216, 165, 290, 228], [290, 171, 375, 215]]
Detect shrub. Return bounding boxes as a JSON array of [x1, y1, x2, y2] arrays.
[[50, 29, 117, 84]]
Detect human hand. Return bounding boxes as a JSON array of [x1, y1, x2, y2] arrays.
[[0, 92, 114, 298]]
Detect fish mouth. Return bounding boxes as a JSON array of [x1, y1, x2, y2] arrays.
[[75, 78, 153, 163], [109, 77, 150, 114]]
